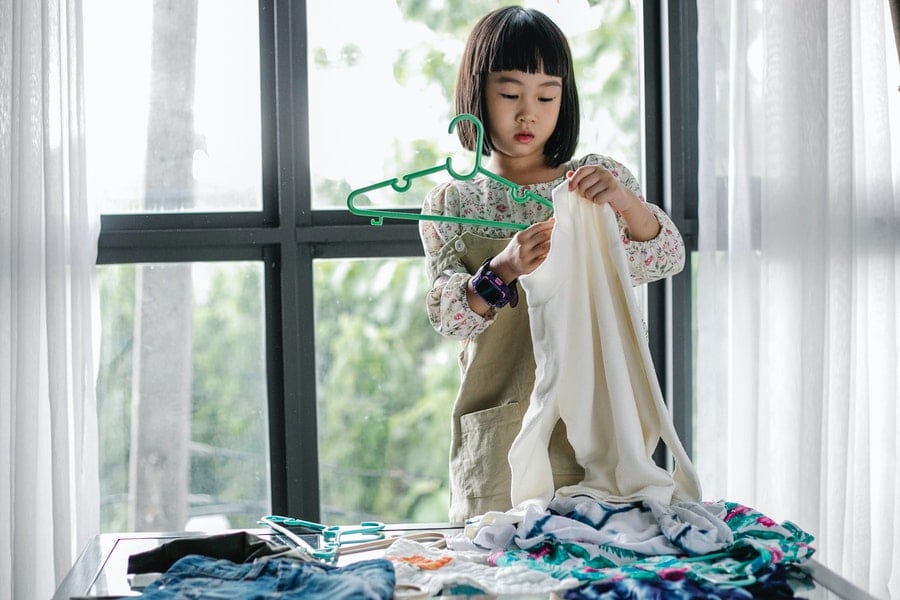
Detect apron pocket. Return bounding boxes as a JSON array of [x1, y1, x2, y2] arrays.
[[457, 402, 526, 500]]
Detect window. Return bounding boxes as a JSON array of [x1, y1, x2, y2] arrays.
[[96, 262, 268, 531], [84, 0, 262, 214], [91, 0, 693, 531]]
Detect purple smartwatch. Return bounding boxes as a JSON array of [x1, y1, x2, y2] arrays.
[[472, 256, 518, 309]]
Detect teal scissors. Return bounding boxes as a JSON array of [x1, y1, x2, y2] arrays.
[[259, 515, 386, 563]]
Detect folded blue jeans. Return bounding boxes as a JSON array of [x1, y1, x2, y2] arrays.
[[139, 554, 395, 599]]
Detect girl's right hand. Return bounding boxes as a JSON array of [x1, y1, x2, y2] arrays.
[[493, 218, 555, 282]]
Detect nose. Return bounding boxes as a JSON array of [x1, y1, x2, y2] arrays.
[[517, 110, 536, 125], [516, 98, 537, 125]]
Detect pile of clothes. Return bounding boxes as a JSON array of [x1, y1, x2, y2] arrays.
[[127, 497, 815, 599]]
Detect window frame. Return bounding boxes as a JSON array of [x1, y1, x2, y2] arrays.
[[645, 2, 700, 464], [96, 0, 698, 522]]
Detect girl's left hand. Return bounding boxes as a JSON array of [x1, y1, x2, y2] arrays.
[[566, 165, 638, 214]]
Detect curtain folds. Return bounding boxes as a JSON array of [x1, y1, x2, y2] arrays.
[[0, 0, 100, 598], [695, 1, 899, 598]]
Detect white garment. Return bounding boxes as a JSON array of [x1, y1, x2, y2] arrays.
[[457, 496, 733, 559], [385, 537, 581, 597], [509, 183, 702, 509]]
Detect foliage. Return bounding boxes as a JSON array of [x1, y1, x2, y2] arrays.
[[97, 264, 269, 532], [96, 265, 136, 531], [314, 258, 454, 522], [190, 266, 268, 524]]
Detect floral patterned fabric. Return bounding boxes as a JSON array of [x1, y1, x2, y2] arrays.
[[560, 563, 809, 599], [489, 500, 815, 594], [419, 154, 686, 340]]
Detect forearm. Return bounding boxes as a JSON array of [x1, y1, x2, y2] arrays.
[[618, 193, 661, 242]]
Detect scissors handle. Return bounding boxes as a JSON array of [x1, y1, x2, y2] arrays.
[[260, 515, 326, 533], [322, 521, 385, 544]]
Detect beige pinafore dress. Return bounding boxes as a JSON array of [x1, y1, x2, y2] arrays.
[[431, 231, 584, 524]]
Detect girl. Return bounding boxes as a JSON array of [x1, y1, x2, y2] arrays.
[[419, 6, 686, 523]]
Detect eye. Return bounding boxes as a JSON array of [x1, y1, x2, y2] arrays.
[[500, 93, 518, 100], [538, 97, 557, 103]]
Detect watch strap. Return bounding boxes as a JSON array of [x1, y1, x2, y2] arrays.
[[472, 257, 518, 309]]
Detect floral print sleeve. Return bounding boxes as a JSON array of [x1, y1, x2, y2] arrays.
[[587, 155, 686, 286], [619, 203, 685, 286], [419, 182, 495, 341]]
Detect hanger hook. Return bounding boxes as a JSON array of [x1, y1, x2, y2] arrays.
[[445, 113, 484, 180], [509, 188, 531, 204]]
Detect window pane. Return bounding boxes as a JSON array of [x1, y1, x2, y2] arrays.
[[307, 0, 641, 211], [96, 262, 269, 532], [314, 258, 456, 523], [83, 0, 262, 213]]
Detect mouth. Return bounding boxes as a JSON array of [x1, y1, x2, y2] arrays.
[[514, 132, 535, 143]]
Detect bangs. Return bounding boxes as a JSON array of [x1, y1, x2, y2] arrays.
[[484, 10, 571, 78], [455, 6, 580, 165]]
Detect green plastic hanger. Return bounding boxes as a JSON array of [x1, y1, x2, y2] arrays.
[[346, 113, 553, 231]]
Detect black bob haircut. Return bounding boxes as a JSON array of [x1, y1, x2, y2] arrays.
[[455, 6, 580, 168]]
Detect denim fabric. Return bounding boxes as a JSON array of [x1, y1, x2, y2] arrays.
[[139, 555, 395, 599]]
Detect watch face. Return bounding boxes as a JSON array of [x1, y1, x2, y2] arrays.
[[474, 277, 504, 305]]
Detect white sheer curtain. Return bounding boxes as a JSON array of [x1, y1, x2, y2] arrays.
[[695, 1, 900, 598], [0, 1, 100, 598]]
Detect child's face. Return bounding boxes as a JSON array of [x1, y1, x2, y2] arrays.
[[485, 69, 562, 163]]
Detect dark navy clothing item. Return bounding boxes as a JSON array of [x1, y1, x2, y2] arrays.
[[138, 554, 395, 599], [128, 531, 310, 574]]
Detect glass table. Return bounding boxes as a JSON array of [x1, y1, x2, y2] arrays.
[[54, 525, 878, 600]]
